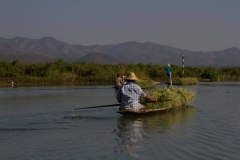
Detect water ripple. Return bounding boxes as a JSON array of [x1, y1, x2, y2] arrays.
[[0, 127, 69, 132]]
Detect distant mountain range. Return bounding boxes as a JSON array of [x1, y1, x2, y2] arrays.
[[0, 36, 240, 67]]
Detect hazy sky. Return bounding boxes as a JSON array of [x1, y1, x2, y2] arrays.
[[1, 0, 240, 51]]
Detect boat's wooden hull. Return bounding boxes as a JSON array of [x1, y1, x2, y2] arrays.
[[116, 107, 173, 115]]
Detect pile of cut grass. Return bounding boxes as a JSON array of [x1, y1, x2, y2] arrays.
[[172, 77, 198, 85], [136, 79, 156, 89], [142, 87, 195, 110]]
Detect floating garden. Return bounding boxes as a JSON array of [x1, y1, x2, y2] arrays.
[[172, 77, 198, 85]]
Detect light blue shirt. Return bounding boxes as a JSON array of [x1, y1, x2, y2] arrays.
[[165, 66, 172, 74], [116, 82, 146, 110]]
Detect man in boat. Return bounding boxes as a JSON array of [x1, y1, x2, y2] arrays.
[[165, 63, 172, 84], [116, 72, 157, 111], [114, 74, 123, 89]]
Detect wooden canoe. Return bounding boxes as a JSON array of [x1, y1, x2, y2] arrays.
[[116, 107, 173, 115]]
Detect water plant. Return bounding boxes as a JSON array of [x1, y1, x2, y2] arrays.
[[142, 87, 195, 110], [172, 77, 198, 85], [136, 79, 156, 89], [1, 59, 240, 87]]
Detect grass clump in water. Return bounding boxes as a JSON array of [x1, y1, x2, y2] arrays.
[[136, 79, 156, 89], [172, 77, 198, 85], [142, 87, 195, 110]]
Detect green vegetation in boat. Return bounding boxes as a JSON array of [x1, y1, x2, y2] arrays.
[[145, 87, 195, 109]]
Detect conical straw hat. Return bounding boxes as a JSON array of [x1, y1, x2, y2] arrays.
[[124, 72, 139, 81]]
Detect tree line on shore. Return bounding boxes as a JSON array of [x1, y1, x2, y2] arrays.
[[0, 59, 240, 86]]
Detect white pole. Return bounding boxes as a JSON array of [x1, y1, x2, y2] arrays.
[[170, 72, 172, 86]]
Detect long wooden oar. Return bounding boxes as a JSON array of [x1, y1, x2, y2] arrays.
[[74, 103, 120, 110], [74, 99, 171, 110]]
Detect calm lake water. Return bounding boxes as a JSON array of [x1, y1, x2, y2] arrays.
[[1, 82, 240, 160]]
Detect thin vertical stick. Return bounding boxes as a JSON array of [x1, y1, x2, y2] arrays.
[[182, 53, 184, 77], [170, 72, 172, 86]]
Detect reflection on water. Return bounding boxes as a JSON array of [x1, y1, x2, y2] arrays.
[[114, 117, 145, 158], [114, 106, 196, 158]]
